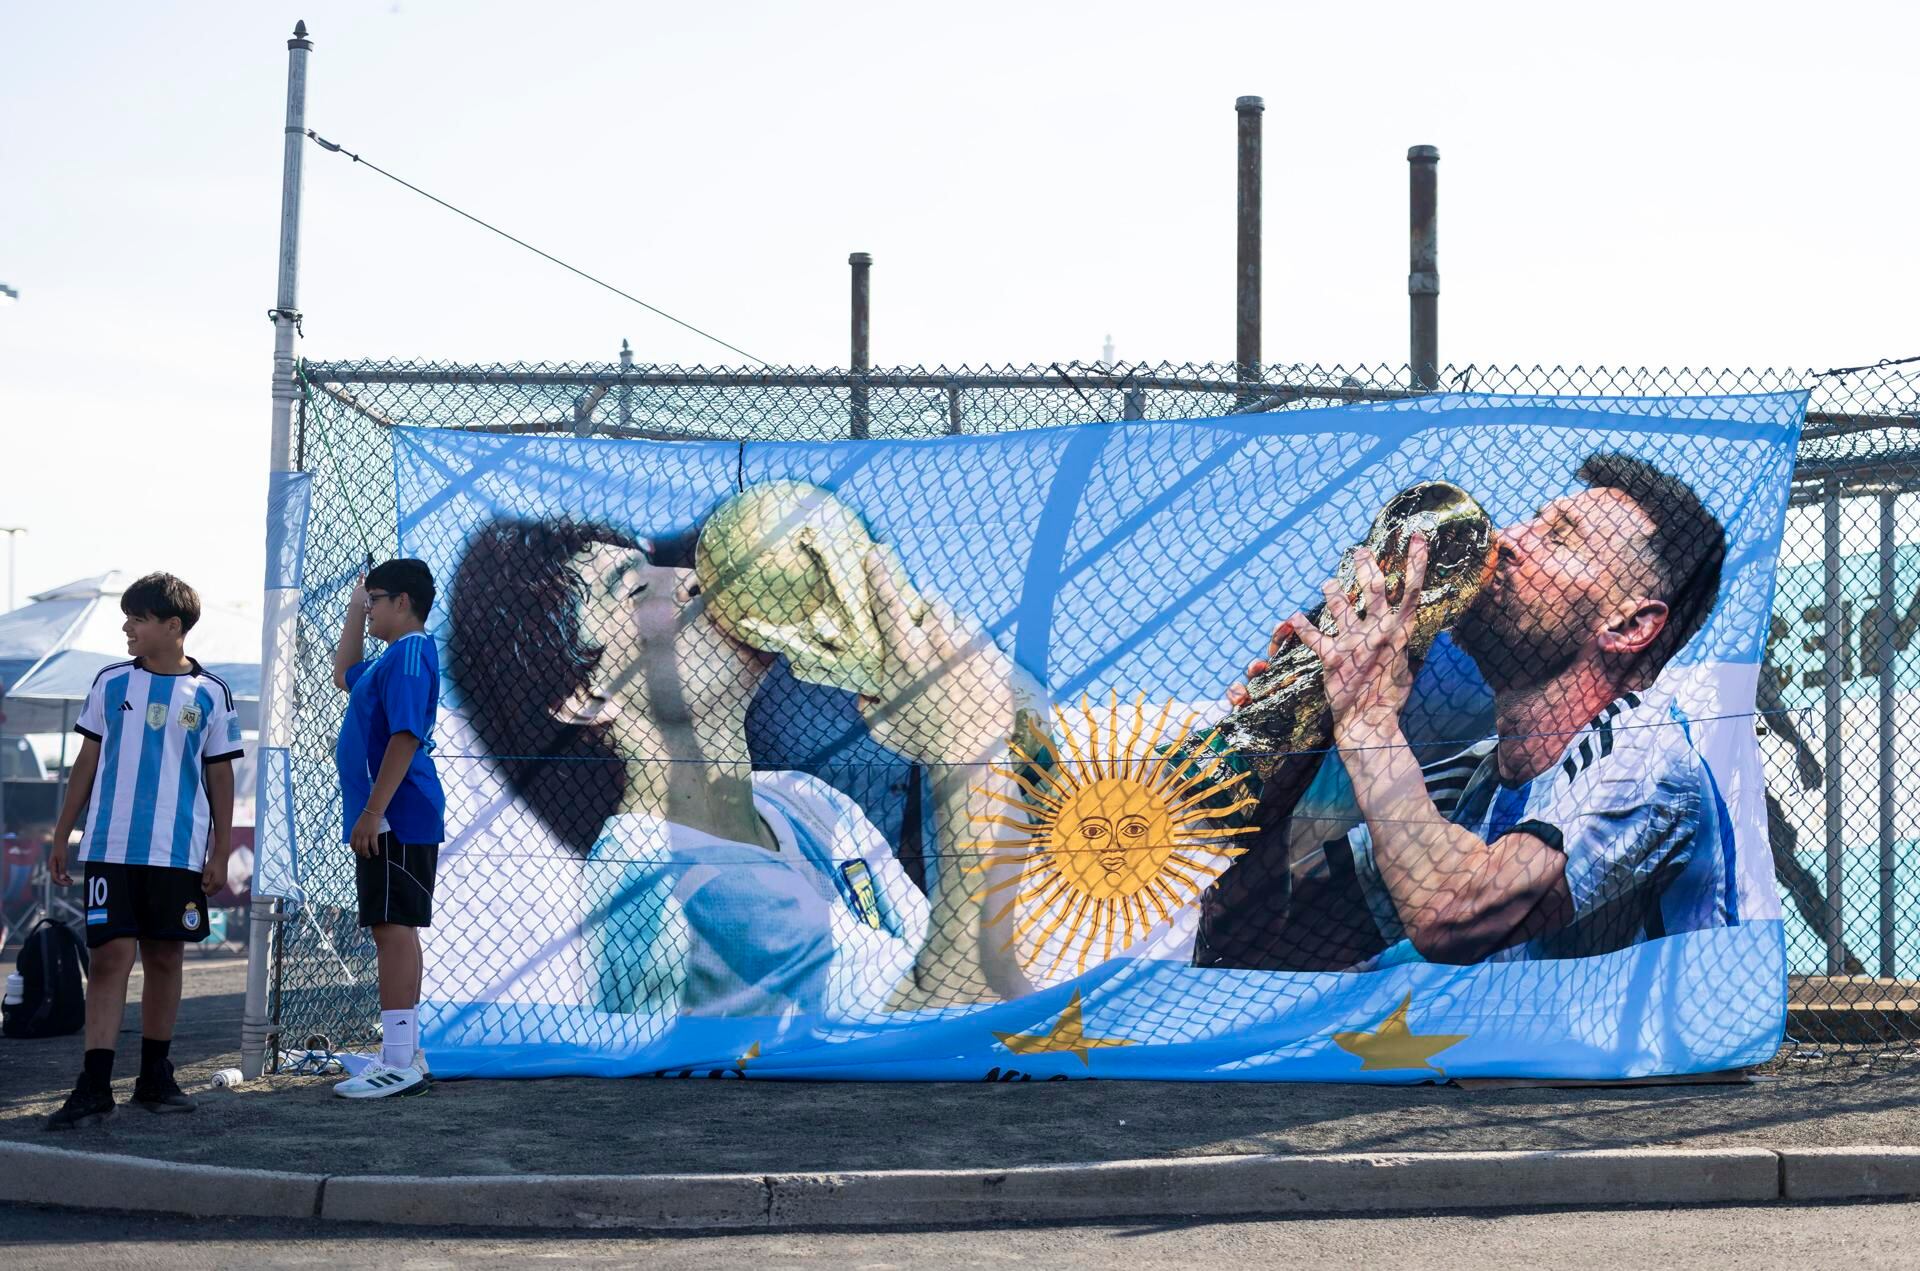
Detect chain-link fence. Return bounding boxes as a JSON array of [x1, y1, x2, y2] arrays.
[[268, 357, 1920, 1073]]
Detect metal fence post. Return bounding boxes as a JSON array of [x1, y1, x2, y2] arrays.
[[1879, 491, 1899, 977], [618, 337, 633, 430], [1408, 145, 1440, 392], [849, 252, 872, 440], [244, 19, 313, 1081], [1235, 96, 1263, 402], [1822, 480, 1847, 975]]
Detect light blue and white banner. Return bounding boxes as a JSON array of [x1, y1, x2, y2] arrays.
[[342, 391, 1803, 1080]]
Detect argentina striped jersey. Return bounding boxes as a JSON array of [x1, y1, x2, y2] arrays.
[[74, 658, 245, 870], [1347, 688, 1735, 962]]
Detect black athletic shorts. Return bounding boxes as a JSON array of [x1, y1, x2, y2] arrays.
[[354, 834, 439, 929], [82, 862, 209, 949]]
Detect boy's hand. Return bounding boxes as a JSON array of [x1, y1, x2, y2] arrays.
[[202, 850, 229, 897], [48, 843, 72, 888], [350, 810, 384, 858], [351, 574, 371, 619]]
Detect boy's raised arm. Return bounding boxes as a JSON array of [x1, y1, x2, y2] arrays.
[[333, 576, 370, 692]]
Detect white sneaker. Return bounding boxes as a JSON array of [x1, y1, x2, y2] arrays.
[[412, 1049, 431, 1079], [333, 1057, 429, 1100]]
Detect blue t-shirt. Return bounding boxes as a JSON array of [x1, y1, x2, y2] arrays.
[[335, 632, 445, 845]]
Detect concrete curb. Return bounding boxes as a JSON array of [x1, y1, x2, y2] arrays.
[[0, 1141, 323, 1218], [1780, 1147, 1920, 1200], [2, 1141, 1917, 1229], [763, 1149, 1780, 1227]]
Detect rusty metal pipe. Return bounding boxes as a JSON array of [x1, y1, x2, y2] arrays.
[[1409, 145, 1439, 391], [1236, 97, 1264, 399], [849, 251, 871, 439]]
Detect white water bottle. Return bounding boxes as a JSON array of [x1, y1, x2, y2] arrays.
[[3, 973, 22, 1007]]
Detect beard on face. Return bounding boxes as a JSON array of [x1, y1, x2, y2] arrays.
[[1452, 569, 1584, 692]]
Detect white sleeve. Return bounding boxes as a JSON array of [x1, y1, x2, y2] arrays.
[[204, 685, 245, 763], [75, 673, 109, 741], [1530, 721, 1704, 921]]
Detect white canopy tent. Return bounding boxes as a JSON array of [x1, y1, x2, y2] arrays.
[[0, 572, 260, 735], [0, 573, 263, 925]]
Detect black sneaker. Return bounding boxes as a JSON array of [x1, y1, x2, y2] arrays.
[[44, 1080, 115, 1131], [130, 1061, 196, 1114]]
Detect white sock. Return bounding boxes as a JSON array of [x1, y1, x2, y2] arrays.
[[380, 1010, 416, 1069]]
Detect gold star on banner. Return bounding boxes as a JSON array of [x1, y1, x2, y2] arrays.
[[1332, 993, 1468, 1076], [734, 1041, 761, 1071], [993, 990, 1137, 1066]]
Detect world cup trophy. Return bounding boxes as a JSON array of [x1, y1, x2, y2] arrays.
[[1213, 480, 1499, 784], [1188, 481, 1500, 970], [695, 480, 923, 697]]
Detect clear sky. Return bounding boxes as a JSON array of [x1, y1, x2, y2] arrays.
[[1, 1, 1912, 616]]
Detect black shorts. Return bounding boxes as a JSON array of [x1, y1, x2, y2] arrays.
[[355, 835, 439, 928], [83, 863, 209, 949]]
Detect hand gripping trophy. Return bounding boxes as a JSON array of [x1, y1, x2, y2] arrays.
[[1213, 480, 1498, 791], [1184, 482, 1499, 968], [695, 480, 925, 697]]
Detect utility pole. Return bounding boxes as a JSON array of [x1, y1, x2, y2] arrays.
[[243, 19, 313, 1083], [0, 527, 25, 611]]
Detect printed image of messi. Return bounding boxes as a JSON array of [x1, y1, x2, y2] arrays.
[[448, 518, 1025, 1026], [1195, 452, 1733, 970]]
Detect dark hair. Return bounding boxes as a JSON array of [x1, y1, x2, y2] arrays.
[[449, 520, 639, 855], [121, 573, 200, 634], [368, 558, 436, 619], [1576, 452, 1726, 674]]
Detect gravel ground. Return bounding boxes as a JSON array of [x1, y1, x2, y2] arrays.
[[4, 951, 1918, 1179]]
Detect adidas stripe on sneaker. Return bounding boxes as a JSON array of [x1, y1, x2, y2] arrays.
[[333, 1058, 429, 1100]]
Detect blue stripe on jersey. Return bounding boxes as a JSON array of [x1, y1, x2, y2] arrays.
[[168, 686, 213, 869], [89, 668, 135, 853], [1486, 780, 1533, 841], [123, 675, 176, 865]]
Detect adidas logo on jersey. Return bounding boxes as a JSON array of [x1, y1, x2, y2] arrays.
[[118, 701, 132, 711]]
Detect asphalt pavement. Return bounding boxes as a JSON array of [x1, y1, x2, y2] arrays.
[[7, 1198, 1920, 1269]]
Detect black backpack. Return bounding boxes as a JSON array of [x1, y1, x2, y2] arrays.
[[3, 918, 89, 1040]]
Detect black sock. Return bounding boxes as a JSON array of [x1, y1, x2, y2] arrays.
[[81, 1048, 114, 1090], [140, 1037, 171, 1079]]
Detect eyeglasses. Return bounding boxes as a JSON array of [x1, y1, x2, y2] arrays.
[[365, 591, 394, 605]]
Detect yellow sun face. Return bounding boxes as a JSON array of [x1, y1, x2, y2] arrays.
[[1054, 778, 1176, 898], [967, 694, 1258, 984]]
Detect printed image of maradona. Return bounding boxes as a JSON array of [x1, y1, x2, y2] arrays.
[[1194, 452, 1738, 971], [446, 484, 1029, 1031]]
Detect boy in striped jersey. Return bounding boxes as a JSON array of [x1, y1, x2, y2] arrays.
[[330, 558, 445, 1099], [44, 574, 242, 1130]]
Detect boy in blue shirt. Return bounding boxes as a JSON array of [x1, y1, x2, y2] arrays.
[[330, 558, 445, 1099], [42, 573, 242, 1130]]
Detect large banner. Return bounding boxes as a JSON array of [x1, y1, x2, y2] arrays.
[[381, 391, 1802, 1081]]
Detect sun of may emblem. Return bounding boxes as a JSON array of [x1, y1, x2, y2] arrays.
[[967, 693, 1258, 982]]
